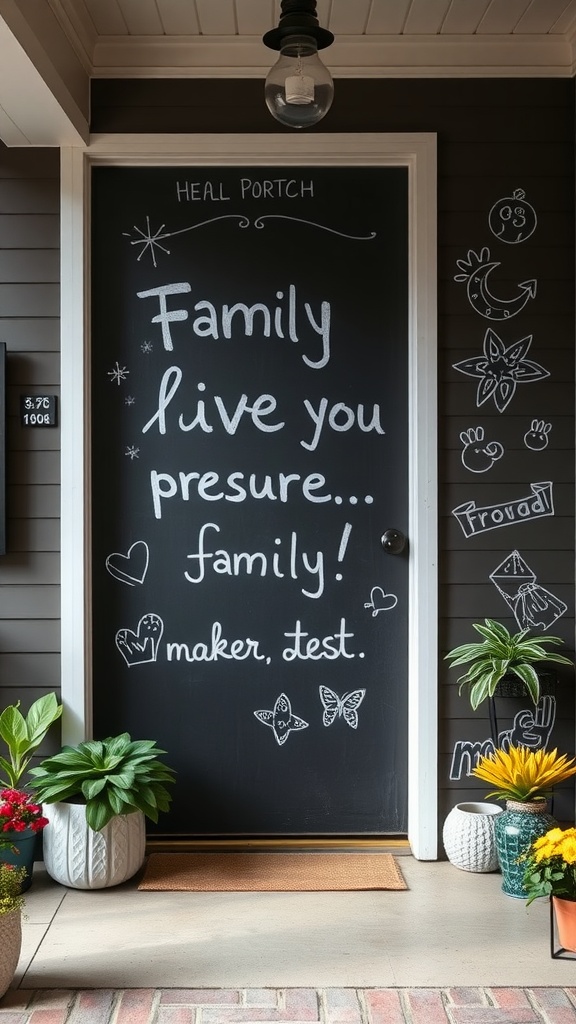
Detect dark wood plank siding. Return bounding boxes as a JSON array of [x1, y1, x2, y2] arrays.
[[0, 142, 61, 740]]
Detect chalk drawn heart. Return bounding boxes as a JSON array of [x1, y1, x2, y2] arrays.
[[115, 613, 164, 667], [365, 586, 398, 616], [106, 541, 149, 586]]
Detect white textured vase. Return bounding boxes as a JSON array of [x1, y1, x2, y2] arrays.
[[42, 802, 146, 889], [443, 801, 503, 872], [0, 910, 22, 998]]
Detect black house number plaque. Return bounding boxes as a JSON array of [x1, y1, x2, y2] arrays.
[[20, 395, 57, 427]]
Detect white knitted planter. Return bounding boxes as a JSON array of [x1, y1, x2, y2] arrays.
[[443, 801, 503, 872], [0, 910, 22, 998], [42, 802, 146, 889]]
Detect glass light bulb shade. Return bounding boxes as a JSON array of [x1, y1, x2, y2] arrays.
[[264, 35, 333, 128]]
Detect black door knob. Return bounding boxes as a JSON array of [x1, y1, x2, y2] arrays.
[[381, 529, 406, 555]]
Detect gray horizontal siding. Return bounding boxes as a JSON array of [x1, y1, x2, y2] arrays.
[[0, 143, 61, 747]]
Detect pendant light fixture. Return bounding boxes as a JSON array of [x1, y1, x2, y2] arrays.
[[263, 0, 334, 129]]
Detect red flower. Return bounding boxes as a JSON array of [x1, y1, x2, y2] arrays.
[[0, 788, 48, 832]]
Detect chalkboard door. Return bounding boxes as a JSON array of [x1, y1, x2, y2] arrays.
[[91, 165, 409, 836]]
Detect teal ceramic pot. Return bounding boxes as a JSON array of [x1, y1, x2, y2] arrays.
[[0, 828, 38, 892], [494, 799, 556, 899]]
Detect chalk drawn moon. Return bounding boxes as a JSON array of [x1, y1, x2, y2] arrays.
[[468, 260, 537, 320]]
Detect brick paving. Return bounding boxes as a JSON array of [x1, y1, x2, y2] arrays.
[[2, 990, 576, 1024]]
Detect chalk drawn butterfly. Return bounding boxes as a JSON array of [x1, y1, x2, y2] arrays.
[[319, 686, 366, 729], [254, 693, 309, 746]]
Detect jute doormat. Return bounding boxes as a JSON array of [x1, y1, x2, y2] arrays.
[[137, 852, 407, 892]]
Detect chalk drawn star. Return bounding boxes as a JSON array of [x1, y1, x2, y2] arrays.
[[254, 693, 309, 746], [108, 361, 129, 386], [125, 395, 135, 406], [122, 216, 170, 268], [141, 341, 153, 354], [452, 328, 549, 413], [125, 446, 140, 460]]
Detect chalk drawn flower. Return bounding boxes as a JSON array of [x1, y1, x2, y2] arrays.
[[452, 329, 549, 413]]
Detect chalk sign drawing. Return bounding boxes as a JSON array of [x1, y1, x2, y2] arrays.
[[452, 329, 550, 413], [524, 419, 552, 451], [490, 550, 567, 631], [116, 612, 164, 667], [454, 247, 537, 320], [488, 189, 537, 244], [319, 686, 366, 729], [449, 696, 556, 780], [460, 426, 504, 473], [106, 540, 149, 586], [254, 693, 309, 746], [364, 586, 398, 615], [124, 214, 376, 268], [452, 482, 554, 539]]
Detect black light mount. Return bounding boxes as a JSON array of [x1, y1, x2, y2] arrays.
[[263, 0, 334, 52]]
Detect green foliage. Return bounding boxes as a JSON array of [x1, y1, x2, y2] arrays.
[[28, 732, 176, 832], [444, 618, 573, 711], [0, 864, 26, 914], [0, 693, 63, 788]]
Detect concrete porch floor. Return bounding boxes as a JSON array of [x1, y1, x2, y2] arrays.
[[8, 857, 576, 989]]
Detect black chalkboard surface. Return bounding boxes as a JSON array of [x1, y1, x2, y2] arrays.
[[91, 165, 409, 836]]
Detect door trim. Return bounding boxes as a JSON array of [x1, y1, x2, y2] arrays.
[[60, 133, 438, 858]]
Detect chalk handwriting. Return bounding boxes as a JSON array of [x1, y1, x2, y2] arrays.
[[282, 618, 358, 661], [300, 397, 385, 451], [183, 522, 327, 600], [452, 481, 554, 538], [449, 697, 556, 780], [166, 621, 266, 663], [137, 282, 332, 369]]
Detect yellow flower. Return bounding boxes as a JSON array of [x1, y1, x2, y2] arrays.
[[560, 837, 576, 864], [534, 844, 555, 862], [472, 745, 576, 802]]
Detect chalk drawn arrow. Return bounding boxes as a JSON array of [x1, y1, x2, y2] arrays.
[[454, 247, 537, 320]]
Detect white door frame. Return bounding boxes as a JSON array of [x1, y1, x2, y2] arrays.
[[60, 133, 438, 859]]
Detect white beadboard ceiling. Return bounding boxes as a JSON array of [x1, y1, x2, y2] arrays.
[[49, 0, 576, 77], [1, 0, 576, 148]]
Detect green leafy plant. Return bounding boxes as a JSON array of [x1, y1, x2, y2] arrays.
[[28, 733, 176, 832], [444, 618, 573, 711], [0, 693, 63, 789], [522, 826, 576, 905], [0, 863, 26, 915]]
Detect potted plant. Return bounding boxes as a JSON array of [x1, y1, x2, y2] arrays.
[[0, 790, 48, 892], [0, 692, 62, 790], [0, 693, 62, 890], [0, 863, 26, 998], [522, 826, 576, 951], [472, 745, 576, 898], [28, 732, 176, 889], [444, 618, 573, 711]]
